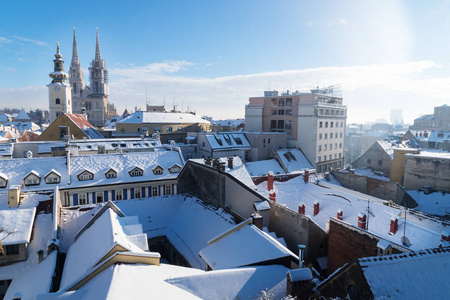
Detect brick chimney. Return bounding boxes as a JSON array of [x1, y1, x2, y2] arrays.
[[298, 203, 305, 215], [358, 213, 367, 230], [267, 171, 274, 191], [337, 209, 343, 220], [269, 190, 276, 202], [389, 216, 398, 235], [304, 169, 309, 183], [227, 157, 234, 169], [441, 229, 450, 242], [313, 201, 319, 215], [252, 213, 263, 230], [213, 158, 220, 168], [204, 158, 212, 166], [218, 162, 226, 171]]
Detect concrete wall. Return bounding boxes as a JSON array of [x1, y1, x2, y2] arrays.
[[352, 142, 392, 174], [389, 148, 420, 185], [403, 155, 450, 192], [244, 132, 287, 161], [331, 170, 398, 201]]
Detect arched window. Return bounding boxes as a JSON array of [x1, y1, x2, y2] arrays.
[[56, 98, 61, 105]]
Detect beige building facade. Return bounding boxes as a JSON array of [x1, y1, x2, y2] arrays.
[[245, 89, 347, 172]]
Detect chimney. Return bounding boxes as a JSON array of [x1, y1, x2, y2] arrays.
[[441, 229, 450, 242], [337, 209, 343, 220], [38, 250, 44, 263], [228, 157, 234, 169], [313, 201, 319, 215], [298, 244, 306, 268], [298, 203, 305, 215], [252, 213, 263, 230], [9, 186, 21, 208], [389, 216, 398, 235], [304, 169, 309, 183], [218, 162, 226, 171], [204, 158, 212, 166], [269, 190, 276, 202], [213, 158, 220, 168], [267, 171, 274, 191], [358, 213, 367, 229]]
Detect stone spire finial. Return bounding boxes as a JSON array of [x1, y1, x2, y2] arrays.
[[71, 27, 80, 67], [95, 28, 102, 61]]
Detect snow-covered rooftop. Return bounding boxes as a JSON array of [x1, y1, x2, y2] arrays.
[[0, 207, 36, 245], [276, 148, 313, 173], [119, 111, 210, 125], [206, 132, 251, 150], [245, 159, 286, 176]]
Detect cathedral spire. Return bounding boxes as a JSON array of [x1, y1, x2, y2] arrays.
[[95, 28, 102, 61], [71, 27, 80, 67]]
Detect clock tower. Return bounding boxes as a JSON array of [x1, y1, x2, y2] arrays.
[[48, 42, 72, 123]]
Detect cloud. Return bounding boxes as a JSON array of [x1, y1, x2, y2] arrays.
[[1, 61, 447, 125], [5, 67, 17, 72], [338, 19, 347, 25], [10, 35, 49, 47], [0, 37, 12, 45]]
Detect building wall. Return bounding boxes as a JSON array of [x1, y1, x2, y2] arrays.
[[352, 142, 392, 175], [389, 148, 421, 185], [37, 114, 88, 141], [403, 155, 450, 192], [327, 218, 408, 276], [0, 243, 28, 266], [244, 132, 287, 161]]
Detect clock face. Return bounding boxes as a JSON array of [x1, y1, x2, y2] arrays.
[[54, 85, 61, 91]]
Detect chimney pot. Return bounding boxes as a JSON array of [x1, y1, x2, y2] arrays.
[[304, 169, 309, 183], [228, 157, 234, 169], [358, 212, 367, 229], [267, 171, 274, 191], [298, 203, 305, 215], [313, 201, 319, 215], [337, 209, 343, 220], [251, 213, 263, 230], [390, 216, 398, 235], [269, 190, 276, 202]]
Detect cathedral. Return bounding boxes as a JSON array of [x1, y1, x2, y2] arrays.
[[68, 28, 116, 127]]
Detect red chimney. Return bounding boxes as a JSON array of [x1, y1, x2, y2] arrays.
[[267, 171, 274, 191], [304, 169, 309, 183], [389, 216, 398, 235], [313, 201, 319, 215], [298, 203, 305, 215], [269, 190, 276, 202], [358, 213, 367, 229], [442, 230, 450, 241], [337, 209, 343, 220]]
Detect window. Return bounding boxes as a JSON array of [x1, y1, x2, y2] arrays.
[[334, 154, 337, 159], [339, 143, 342, 148], [270, 120, 277, 129], [55, 98, 60, 105], [79, 194, 87, 205], [286, 109, 292, 115], [329, 144, 332, 150], [166, 126, 173, 132], [340, 132, 343, 138], [278, 110, 285, 115], [106, 172, 116, 179], [96, 193, 103, 203], [324, 144, 327, 150], [318, 156, 321, 162], [285, 120, 292, 130], [319, 122, 323, 128], [153, 166, 163, 175], [177, 126, 183, 132], [325, 133, 328, 139], [367, 159, 372, 164], [329, 155, 332, 160], [277, 120, 284, 129], [278, 98, 285, 106], [0, 177, 7, 188], [331, 122, 334, 128], [286, 98, 292, 106], [154, 127, 161, 133], [134, 188, 141, 199], [46, 176, 60, 184], [79, 171, 93, 181], [323, 155, 326, 161], [165, 185, 172, 195], [24, 173, 40, 186], [335, 143, 337, 149], [340, 122, 344, 127], [152, 186, 159, 197], [6, 245, 19, 255], [271, 110, 277, 115], [325, 122, 328, 128], [129, 167, 143, 177], [378, 160, 382, 166], [319, 133, 322, 140], [115, 190, 123, 200], [268, 138, 271, 143], [318, 145, 322, 152], [339, 153, 342, 158], [335, 133, 338, 138]]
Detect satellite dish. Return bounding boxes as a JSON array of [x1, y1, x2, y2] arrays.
[[401, 236, 411, 247]]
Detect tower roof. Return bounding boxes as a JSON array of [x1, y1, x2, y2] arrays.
[[49, 42, 69, 83], [71, 27, 80, 67], [95, 28, 102, 61]]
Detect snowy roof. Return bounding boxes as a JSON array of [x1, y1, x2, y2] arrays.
[[376, 239, 392, 251], [287, 268, 313, 281], [376, 140, 395, 158], [406, 150, 450, 159], [65, 114, 104, 139], [115, 195, 236, 270], [254, 176, 445, 251], [276, 149, 313, 173], [359, 247, 450, 299], [59, 205, 148, 290], [119, 111, 210, 125], [245, 159, 286, 176], [210, 119, 244, 127], [199, 223, 298, 270], [0, 207, 36, 245], [407, 190, 450, 217], [206, 132, 251, 150], [427, 131, 450, 142], [15, 108, 31, 121], [415, 114, 434, 121]]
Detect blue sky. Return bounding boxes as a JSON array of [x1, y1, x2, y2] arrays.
[[1, 0, 450, 123]]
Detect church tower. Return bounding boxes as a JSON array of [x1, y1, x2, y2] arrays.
[[69, 28, 84, 98], [48, 42, 72, 123], [89, 28, 109, 96]]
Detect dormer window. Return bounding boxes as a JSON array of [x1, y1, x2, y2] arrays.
[[129, 167, 143, 177], [105, 168, 117, 179], [78, 170, 94, 181], [0, 173, 8, 188], [45, 169, 61, 184], [168, 164, 182, 174], [24, 171, 41, 186], [153, 165, 163, 175], [377, 239, 393, 256]]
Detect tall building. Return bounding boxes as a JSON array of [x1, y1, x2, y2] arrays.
[[47, 43, 72, 123], [410, 105, 450, 131], [245, 88, 347, 173], [69, 28, 116, 127], [390, 109, 403, 125]]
